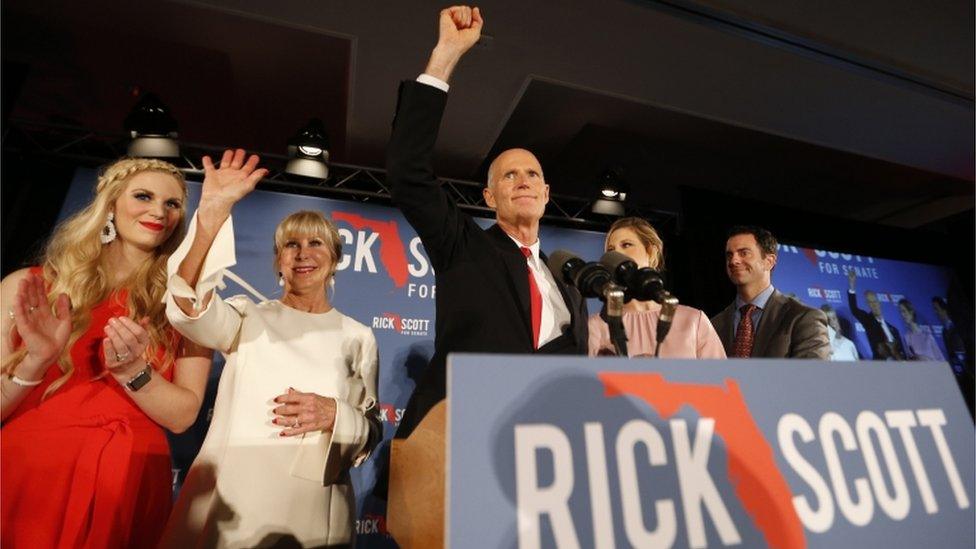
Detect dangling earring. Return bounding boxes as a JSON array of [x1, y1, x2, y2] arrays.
[[278, 272, 285, 287], [328, 276, 336, 298], [100, 212, 117, 244]]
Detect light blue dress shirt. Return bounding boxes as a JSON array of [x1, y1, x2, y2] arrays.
[[733, 284, 775, 337]]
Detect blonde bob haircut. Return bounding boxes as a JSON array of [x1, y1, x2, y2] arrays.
[[3, 158, 187, 399], [272, 210, 343, 278], [606, 216, 666, 272]]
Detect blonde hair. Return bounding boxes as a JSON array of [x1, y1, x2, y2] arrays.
[[3, 158, 187, 399], [606, 217, 666, 271], [272, 210, 342, 279]]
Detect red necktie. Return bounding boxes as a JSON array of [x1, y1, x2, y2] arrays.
[[521, 247, 543, 349], [732, 304, 757, 358]]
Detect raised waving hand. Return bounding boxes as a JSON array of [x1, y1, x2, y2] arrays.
[[173, 149, 267, 306], [200, 149, 268, 213]]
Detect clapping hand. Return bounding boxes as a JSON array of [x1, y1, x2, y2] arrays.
[[102, 316, 152, 380], [272, 387, 337, 437], [10, 273, 71, 374]]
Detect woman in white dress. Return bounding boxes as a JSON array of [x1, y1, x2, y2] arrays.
[[161, 149, 380, 548]]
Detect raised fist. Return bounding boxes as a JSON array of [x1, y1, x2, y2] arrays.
[[437, 5, 483, 53], [424, 6, 484, 82]]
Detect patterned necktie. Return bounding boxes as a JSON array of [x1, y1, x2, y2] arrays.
[[732, 304, 757, 358], [521, 247, 543, 349]]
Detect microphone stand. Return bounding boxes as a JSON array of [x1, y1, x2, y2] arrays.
[[654, 292, 679, 358], [601, 284, 628, 357]]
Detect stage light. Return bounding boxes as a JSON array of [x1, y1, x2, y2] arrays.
[[591, 168, 629, 216], [285, 119, 330, 180], [124, 93, 179, 158]]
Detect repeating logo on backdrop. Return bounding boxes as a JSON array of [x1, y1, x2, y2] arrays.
[[779, 244, 881, 280], [378, 402, 405, 426], [805, 285, 843, 302], [355, 513, 390, 536], [371, 312, 431, 337]]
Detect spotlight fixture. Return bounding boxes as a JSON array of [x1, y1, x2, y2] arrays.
[[591, 168, 629, 216], [285, 119, 330, 180], [124, 93, 179, 158]]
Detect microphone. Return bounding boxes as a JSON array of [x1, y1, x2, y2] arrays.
[[600, 251, 669, 304], [600, 250, 679, 357], [547, 250, 614, 299], [550, 250, 629, 356]]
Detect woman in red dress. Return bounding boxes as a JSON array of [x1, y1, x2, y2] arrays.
[[1, 158, 213, 548]]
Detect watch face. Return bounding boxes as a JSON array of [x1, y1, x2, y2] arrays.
[[127, 367, 152, 391]]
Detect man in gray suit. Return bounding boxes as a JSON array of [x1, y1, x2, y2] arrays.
[[711, 226, 830, 359]]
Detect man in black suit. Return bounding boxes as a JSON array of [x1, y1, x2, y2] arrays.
[[386, 6, 587, 438], [711, 226, 830, 359], [932, 297, 975, 416], [932, 297, 969, 370], [846, 269, 905, 360]]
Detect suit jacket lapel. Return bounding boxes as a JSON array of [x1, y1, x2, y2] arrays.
[[716, 303, 736, 350], [753, 289, 785, 355], [541, 250, 577, 331], [486, 224, 533, 343]]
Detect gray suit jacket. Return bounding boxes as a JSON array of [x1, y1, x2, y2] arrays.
[[711, 289, 830, 359]]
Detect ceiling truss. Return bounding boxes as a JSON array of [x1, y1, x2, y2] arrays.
[[2, 118, 679, 233]]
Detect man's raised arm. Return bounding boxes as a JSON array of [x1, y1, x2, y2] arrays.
[[846, 268, 869, 321], [386, 6, 485, 269]]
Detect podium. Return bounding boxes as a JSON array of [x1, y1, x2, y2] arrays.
[[388, 400, 446, 549], [388, 355, 974, 548]]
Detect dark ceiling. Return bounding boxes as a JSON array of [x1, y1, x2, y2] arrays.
[[3, 0, 974, 228]]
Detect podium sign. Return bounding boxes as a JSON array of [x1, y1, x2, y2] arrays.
[[447, 356, 974, 548]]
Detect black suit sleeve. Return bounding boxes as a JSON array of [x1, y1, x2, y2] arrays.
[[386, 80, 473, 272], [847, 290, 872, 325]]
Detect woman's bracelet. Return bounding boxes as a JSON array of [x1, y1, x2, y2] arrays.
[[6, 373, 43, 387]]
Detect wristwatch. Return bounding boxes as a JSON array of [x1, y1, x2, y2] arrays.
[[125, 364, 153, 392]]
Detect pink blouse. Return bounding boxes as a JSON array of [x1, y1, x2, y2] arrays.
[[588, 304, 727, 359]]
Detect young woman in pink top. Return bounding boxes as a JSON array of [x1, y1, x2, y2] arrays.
[[588, 217, 726, 359]]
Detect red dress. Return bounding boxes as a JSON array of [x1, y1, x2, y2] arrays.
[[2, 280, 176, 548]]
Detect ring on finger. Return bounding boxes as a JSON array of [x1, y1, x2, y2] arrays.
[[293, 417, 301, 428], [28, 306, 37, 314], [7, 309, 14, 320], [115, 352, 130, 363]]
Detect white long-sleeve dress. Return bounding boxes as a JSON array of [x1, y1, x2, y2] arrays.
[[160, 214, 380, 548]]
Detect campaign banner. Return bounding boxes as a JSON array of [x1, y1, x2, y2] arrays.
[[57, 168, 607, 547], [448, 355, 975, 548], [773, 244, 962, 369]]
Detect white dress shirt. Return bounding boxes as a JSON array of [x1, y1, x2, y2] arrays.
[[416, 73, 450, 92], [876, 315, 895, 342], [508, 237, 572, 348]]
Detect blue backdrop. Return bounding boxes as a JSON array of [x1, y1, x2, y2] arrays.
[[773, 244, 957, 365]]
